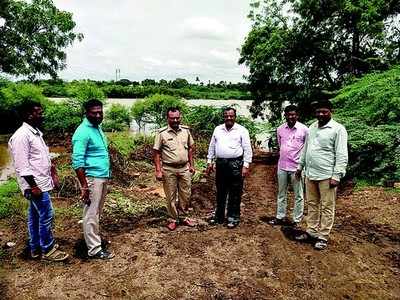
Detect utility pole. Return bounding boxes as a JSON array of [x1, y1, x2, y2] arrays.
[[115, 68, 121, 81]]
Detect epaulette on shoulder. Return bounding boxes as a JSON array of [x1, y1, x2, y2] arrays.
[[158, 126, 168, 133], [180, 125, 191, 130]]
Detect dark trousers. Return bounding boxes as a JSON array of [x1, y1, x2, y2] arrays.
[[215, 157, 244, 223]]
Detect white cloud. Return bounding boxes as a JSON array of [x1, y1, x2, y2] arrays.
[[181, 17, 228, 40], [142, 57, 163, 66], [53, 0, 252, 83]]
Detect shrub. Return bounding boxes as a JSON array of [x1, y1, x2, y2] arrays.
[[102, 104, 131, 132], [0, 82, 48, 133], [130, 94, 188, 130], [43, 101, 82, 134], [333, 66, 400, 183]]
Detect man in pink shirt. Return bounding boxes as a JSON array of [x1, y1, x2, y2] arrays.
[[269, 105, 308, 226], [8, 101, 69, 261]]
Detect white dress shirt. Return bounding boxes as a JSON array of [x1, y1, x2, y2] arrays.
[[8, 122, 53, 193], [207, 123, 253, 167]]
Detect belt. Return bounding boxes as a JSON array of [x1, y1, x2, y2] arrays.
[[163, 162, 188, 168], [216, 156, 243, 162]]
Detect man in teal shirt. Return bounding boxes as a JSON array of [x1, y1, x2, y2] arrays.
[[295, 100, 348, 250], [72, 99, 113, 259]]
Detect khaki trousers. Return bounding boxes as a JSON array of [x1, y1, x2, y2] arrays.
[[83, 177, 107, 256], [305, 178, 337, 241], [162, 167, 191, 221]]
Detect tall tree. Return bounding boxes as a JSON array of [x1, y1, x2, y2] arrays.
[[240, 0, 400, 121], [0, 0, 83, 79]]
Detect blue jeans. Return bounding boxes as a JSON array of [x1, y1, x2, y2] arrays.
[[24, 191, 55, 253], [276, 169, 304, 223]]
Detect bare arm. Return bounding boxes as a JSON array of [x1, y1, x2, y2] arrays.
[[153, 149, 163, 180], [75, 167, 90, 204]]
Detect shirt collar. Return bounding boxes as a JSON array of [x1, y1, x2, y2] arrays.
[[167, 125, 182, 132], [83, 117, 96, 128], [319, 119, 334, 128], [285, 122, 298, 129], [23, 122, 42, 136], [223, 123, 237, 132]]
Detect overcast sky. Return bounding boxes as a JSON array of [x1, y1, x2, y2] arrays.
[[53, 0, 252, 83]]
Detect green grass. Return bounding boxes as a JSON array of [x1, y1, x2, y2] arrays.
[[0, 179, 27, 219], [107, 131, 154, 158]]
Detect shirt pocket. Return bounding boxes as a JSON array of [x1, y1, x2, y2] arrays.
[[316, 132, 334, 149], [164, 138, 177, 151]]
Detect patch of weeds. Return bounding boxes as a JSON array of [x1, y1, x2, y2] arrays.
[[384, 187, 400, 196], [354, 178, 375, 191], [108, 131, 137, 158], [193, 159, 207, 183], [0, 178, 27, 219], [54, 203, 82, 219], [105, 191, 164, 218]]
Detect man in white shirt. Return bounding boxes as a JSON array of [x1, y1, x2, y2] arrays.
[[205, 107, 253, 228]]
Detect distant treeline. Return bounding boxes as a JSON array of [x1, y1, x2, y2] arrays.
[[19, 78, 251, 100]]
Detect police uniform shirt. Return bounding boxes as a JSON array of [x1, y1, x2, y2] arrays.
[[153, 125, 194, 165]]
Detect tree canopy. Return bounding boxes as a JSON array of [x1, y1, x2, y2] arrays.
[[240, 0, 400, 121], [0, 0, 83, 79]]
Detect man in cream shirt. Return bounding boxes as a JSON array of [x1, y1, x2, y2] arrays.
[[206, 107, 252, 229], [295, 100, 348, 250]]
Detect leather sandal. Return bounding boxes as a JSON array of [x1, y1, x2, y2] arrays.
[[43, 244, 69, 262]]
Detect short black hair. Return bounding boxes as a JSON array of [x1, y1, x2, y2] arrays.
[[18, 101, 42, 121], [223, 107, 236, 116], [166, 107, 181, 117], [284, 105, 298, 114], [84, 99, 103, 111], [313, 100, 333, 110]]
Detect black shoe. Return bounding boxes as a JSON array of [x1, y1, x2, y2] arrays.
[[227, 221, 239, 229], [208, 218, 224, 225], [267, 218, 285, 226], [90, 249, 115, 260]]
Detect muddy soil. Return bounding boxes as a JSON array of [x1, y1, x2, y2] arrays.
[[1, 161, 399, 300]]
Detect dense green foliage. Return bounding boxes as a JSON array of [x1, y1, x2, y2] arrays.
[[131, 94, 188, 131], [103, 104, 131, 132], [34, 79, 250, 100], [0, 0, 83, 79], [0, 178, 26, 219], [240, 0, 400, 121], [0, 79, 106, 134], [0, 81, 48, 133], [333, 66, 400, 182]]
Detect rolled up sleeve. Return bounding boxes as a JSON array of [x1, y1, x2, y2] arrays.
[[9, 135, 33, 177]]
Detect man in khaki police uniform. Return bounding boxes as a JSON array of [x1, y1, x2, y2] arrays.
[[153, 107, 195, 231]]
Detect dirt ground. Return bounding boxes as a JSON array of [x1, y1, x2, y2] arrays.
[[1, 159, 399, 299]]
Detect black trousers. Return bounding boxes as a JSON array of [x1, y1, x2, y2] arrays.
[[215, 157, 244, 223]]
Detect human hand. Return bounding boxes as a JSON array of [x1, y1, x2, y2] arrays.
[[155, 170, 163, 181], [295, 170, 302, 180], [31, 186, 42, 198], [189, 166, 195, 174], [329, 178, 340, 188], [242, 166, 250, 177], [52, 174, 60, 190], [80, 187, 90, 205], [205, 163, 214, 175]]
